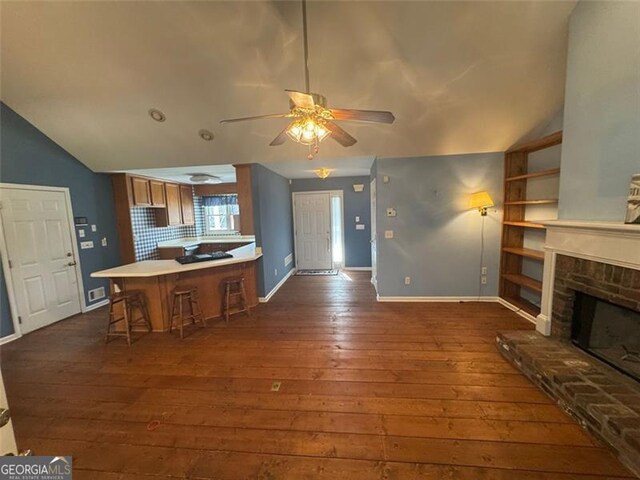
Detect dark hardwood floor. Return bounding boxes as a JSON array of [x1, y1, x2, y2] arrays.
[[1, 272, 633, 479]]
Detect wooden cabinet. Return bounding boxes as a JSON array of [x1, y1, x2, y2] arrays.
[[156, 183, 183, 227], [180, 185, 195, 225], [149, 180, 166, 207], [131, 177, 152, 206]]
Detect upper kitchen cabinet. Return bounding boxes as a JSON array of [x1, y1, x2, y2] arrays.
[[156, 183, 183, 227], [131, 176, 166, 207], [180, 185, 195, 225], [149, 180, 166, 207], [131, 176, 152, 206]]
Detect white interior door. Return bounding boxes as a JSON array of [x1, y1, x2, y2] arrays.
[[1, 188, 82, 334], [0, 369, 17, 455], [370, 178, 378, 290], [294, 192, 332, 270]]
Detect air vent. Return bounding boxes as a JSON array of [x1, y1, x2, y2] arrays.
[[88, 286, 106, 302]]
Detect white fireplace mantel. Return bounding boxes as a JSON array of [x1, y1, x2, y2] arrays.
[[536, 220, 640, 335]]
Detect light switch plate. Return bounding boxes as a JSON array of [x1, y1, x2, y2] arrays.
[[384, 230, 394, 239], [78, 229, 85, 238], [356, 224, 365, 230], [355, 216, 360, 222], [383, 175, 390, 183], [91, 224, 97, 232], [80, 241, 94, 249], [101, 237, 108, 247]]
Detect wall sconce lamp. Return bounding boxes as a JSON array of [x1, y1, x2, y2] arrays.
[[469, 191, 494, 216]]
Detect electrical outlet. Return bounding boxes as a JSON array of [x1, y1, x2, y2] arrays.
[[386, 207, 397, 217], [78, 229, 85, 238], [481, 266, 488, 275], [101, 237, 108, 247], [271, 381, 281, 392], [404, 276, 411, 285], [275, 268, 278, 276], [383, 175, 390, 183], [384, 230, 394, 239], [80, 241, 94, 249], [481, 276, 488, 285], [355, 216, 360, 222], [91, 224, 97, 232]]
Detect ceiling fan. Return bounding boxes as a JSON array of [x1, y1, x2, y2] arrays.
[[220, 0, 395, 159]]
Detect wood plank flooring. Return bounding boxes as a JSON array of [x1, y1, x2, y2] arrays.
[[1, 271, 633, 479]]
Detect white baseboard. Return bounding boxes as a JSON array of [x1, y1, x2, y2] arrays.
[[0, 333, 21, 345], [342, 267, 372, 271], [377, 295, 500, 303], [259, 268, 295, 303], [496, 297, 538, 325], [82, 298, 110, 313]]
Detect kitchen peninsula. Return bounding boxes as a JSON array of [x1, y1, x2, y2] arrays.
[[92, 243, 261, 331]]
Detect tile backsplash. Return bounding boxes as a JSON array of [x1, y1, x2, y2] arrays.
[[131, 192, 204, 261]]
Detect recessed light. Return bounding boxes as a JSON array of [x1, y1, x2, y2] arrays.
[[148, 108, 166, 122], [199, 129, 214, 141]]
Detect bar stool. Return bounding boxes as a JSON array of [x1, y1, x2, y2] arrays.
[[105, 290, 152, 346], [169, 286, 206, 339], [222, 276, 250, 324]]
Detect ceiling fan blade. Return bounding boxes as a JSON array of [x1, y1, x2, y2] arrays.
[[285, 90, 315, 109], [330, 108, 395, 124], [269, 124, 292, 146], [325, 121, 357, 147], [220, 113, 291, 124]]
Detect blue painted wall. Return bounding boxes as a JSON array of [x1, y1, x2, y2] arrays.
[[374, 152, 503, 298], [558, 1, 640, 221], [290, 176, 371, 268], [250, 164, 295, 297], [0, 103, 121, 336]]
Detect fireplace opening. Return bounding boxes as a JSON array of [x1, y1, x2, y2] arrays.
[[571, 291, 640, 382]]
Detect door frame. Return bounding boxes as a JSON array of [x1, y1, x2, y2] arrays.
[[292, 190, 345, 270], [0, 183, 86, 341]]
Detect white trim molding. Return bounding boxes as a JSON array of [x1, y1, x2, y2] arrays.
[[0, 333, 20, 346], [496, 297, 538, 325], [537, 220, 640, 336], [83, 298, 110, 312], [259, 268, 296, 303], [342, 267, 372, 271], [377, 295, 500, 303]]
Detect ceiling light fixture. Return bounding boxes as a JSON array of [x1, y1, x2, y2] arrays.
[[199, 129, 214, 141], [314, 168, 333, 180], [148, 108, 166, 122], [189, 174, 222, 184]]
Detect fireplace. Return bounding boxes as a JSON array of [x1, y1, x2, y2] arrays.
[[571, 291, 640, 381]]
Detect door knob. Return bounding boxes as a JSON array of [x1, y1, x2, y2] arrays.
[[68, 261, 77, 267], [66, 252, 73, 257]]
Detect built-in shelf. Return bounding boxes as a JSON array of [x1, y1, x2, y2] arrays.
[[502, 273, 543, 293], [503, 221, 546, 229], [502, 295, 541, 317], [500, 130, 562, 313], [505, 199, 558, 206], [505, 168, 561, 182], [502, 247, 545, 261]]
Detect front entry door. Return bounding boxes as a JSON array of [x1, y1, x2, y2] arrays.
[[0, 187, 82, 334], [294, 192, 332, 270]]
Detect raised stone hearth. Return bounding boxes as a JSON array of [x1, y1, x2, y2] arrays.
[[498, 221, 640, 476], [497, 331, 640, 476]]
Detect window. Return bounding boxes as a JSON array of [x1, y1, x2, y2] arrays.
[[330, 194, 344, 266], [202, 195, 239, 233]]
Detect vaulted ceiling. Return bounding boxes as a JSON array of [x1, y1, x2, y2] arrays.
[[1, 1, 575, 178]]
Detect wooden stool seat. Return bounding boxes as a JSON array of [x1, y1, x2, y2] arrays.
[[105, 290, 152, 346], [222, 276, 250, 324], [169, 286, 206, 339]]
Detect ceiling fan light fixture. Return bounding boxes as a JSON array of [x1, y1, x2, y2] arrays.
[[286, 117, 330, 146], [148, 108, 166, 122], [198, 129, 214, 141]]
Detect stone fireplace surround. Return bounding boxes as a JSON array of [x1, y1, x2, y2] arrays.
[[497, 221, 640, 476]]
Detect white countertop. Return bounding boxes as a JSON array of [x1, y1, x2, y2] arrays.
[[157, 235, 256, 249], [92, 243, 261, 278]]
